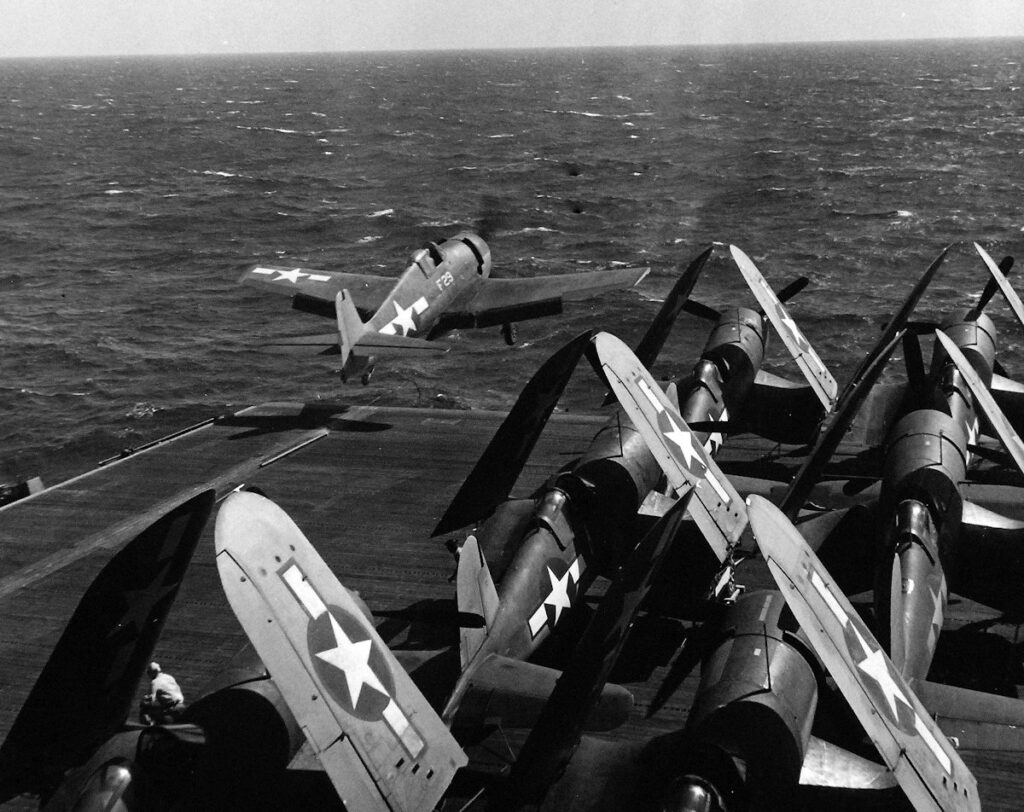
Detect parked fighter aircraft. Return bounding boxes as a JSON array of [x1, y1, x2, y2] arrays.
[[770, 246, 1024, 753], [567, 336, 993, 811], [432, 245, 841, 725], [484, 335, 955, 811], [240, 231, 649, 382], [748, 495, 981, 812]]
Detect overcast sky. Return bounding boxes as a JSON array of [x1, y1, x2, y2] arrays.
[[3, 0, 1023, 58]]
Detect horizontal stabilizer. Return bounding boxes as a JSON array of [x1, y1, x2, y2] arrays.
[[962, 500, 1024, 530], [259, 330, 447, 358], [344, 329, 449, 356], [216, 492, 466, 812], [799, 735, 898, 789], [912, 679, 1024, 752], [453, 653, 632, 733], [259, 332, 341, 354]]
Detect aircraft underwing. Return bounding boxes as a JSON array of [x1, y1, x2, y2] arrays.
[[216, 491, 467, 812]]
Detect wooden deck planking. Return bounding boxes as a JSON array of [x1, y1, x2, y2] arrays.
[[0, 403, 1022, 809]]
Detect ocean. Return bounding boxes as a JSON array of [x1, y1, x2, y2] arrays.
[[2, 38, 1023, 486]]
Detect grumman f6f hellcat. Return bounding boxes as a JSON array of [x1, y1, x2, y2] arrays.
[[240, 230, 648, 383]]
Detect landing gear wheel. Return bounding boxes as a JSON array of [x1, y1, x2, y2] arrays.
[[502, 322, 518, 345], [361, 365, 375, 386]]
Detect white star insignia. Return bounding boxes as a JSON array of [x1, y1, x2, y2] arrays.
[[544, 566, 573, 625], [663, 414, 702, 471], [780, 311, 810, 352], [315, 613, 388, 708], [856, 645, 908, 721], [274, 268, 308, 283], [528, 559, 581, 636], [848, 617, 909, 722], [390, 300, 419, 335]]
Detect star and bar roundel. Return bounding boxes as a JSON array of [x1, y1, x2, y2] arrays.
[[809, 568, 953, 775], [307, 607, 396, 721], [528, 556, 582, 638], [379, 297, 429, 336], [650, 398, 733, 507], [278, 559, 426, 759]]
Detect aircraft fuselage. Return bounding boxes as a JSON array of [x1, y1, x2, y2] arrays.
[[876, 313, 997, 682], [366, 232, 491, 340], [642, 590, 820, 812], [466, 307, 769, 687]]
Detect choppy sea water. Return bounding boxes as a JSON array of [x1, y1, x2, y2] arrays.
[[1, 39, 1023, 484]]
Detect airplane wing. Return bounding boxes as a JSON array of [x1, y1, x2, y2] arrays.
[[445, 267, 649, 328], [239, 266, 397, 314], [432, 331, 594, 536], [935, 330, 1024, 476], [975, 242, 1024, 327], [746, 495, 980, 812], [0, 491, 215, 802], [593, 331, 746, 562], [731, 245, 837, 410], [631, 246, 712, 369], [215, 492, 466, 812]]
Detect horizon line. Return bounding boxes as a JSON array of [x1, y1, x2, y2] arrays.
[[3, 33, 1022, 62]]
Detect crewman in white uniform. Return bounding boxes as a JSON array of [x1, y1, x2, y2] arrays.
[[139, 662, 185, 724]]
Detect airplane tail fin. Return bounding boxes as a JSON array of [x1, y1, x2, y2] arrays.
[[335, 290, 373, 382], [216, 492, 466, 812], [0, 490, 215, 803], [456, 535, 499, 667], [335, 290, 449, 383]]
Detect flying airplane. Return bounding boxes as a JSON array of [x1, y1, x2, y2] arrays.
[[240, 230, 649, 383]]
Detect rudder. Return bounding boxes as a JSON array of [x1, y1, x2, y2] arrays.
[[456, 535, 498, 667]]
